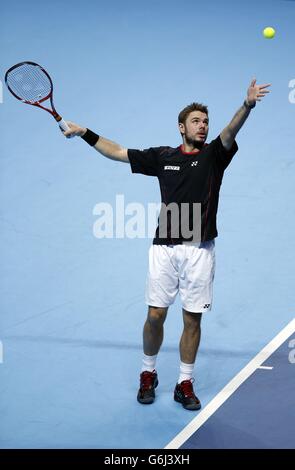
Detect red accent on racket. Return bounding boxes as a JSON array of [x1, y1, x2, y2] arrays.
[[5, 61, 70, 133]]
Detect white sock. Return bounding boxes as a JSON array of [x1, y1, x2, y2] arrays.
[[178, 361, 194, 384], [141, 353, 157, 372]]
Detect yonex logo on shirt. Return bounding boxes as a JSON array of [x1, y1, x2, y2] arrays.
[[164, 165, 180, 171]]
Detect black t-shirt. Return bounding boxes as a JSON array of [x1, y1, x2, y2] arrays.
[[128, 136, 238, 244]]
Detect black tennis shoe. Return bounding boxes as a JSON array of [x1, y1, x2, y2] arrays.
[[174, 379, 201, 410], [137, 370, 158, 404]]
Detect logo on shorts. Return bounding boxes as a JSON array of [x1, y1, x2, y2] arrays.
[[203, 304, 210, 309], [191, 161, 198, 167]]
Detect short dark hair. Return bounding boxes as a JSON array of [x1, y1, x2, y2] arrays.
[[178, 102, 209, 124]]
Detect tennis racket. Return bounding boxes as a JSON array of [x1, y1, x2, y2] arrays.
[[5, 61, 70, 133]]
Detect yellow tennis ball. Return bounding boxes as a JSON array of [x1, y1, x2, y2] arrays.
[[263, 27, 276, 39]]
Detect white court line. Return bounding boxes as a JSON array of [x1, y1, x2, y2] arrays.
[[258, 366, 273, 370], [165, 317, 295, 449]]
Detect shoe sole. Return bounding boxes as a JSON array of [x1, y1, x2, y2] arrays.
[[174, 394, 201, 411], [137, 379, 159, 405]]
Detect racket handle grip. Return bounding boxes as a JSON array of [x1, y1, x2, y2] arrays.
[[58, 118, 70, 132]]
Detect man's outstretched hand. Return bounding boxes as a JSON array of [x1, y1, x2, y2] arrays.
[[246, 78, 271, 107], [63, 121, 87, 138]]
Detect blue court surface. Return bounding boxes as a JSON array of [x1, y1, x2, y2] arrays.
[[166, 320, 295, 449], [1, 0, 295, 450]]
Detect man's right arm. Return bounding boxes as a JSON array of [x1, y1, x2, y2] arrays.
[[63, 121, 129, 163]]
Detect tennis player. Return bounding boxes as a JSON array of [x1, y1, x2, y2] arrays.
[[64, 78, 270, 410]]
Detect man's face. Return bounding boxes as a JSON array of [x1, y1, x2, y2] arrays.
[[179, 111, 209, 146]]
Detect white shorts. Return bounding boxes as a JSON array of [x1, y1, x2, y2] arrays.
[[145, 241, 215, 313]]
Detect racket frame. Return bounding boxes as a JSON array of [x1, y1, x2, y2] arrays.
[[5, 61, 63, 123]]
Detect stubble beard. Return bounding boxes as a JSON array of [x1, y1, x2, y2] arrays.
[[185, 134, 205, 150]]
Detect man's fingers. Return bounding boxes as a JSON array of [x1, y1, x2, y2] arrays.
[[250, 78, 257, 87], [62, 121, 85, 138], [63, 122, 79, 138], [258, 83, 271, 89], [63, 130, 74, 137]]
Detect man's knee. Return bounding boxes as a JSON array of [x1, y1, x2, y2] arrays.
[[183, 309, 202, 329], [148, 306, 168, 325]]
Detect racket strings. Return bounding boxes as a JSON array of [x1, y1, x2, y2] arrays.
[[6, 63, 52, 103]]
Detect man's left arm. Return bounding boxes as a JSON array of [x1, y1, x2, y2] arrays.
[[220, 78, 271, 150]]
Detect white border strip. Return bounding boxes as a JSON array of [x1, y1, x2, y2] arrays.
[[165, 317, 295, 449]]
